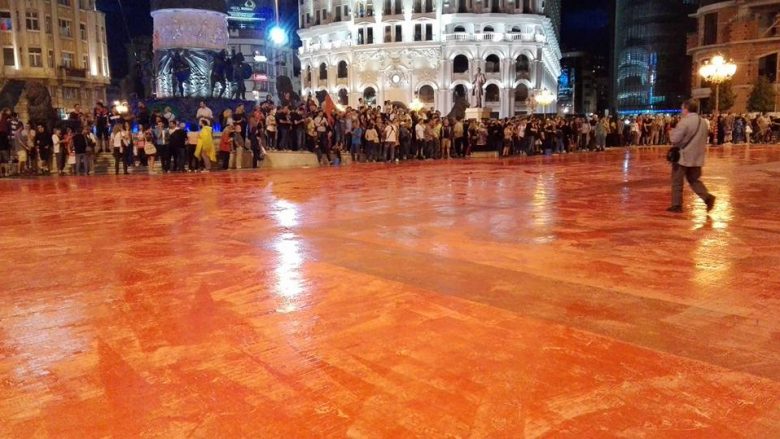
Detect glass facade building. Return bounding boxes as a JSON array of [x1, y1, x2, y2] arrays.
[[613, 0, 697, 113]]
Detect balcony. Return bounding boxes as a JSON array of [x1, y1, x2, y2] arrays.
[[60, 66, 87, 78], [444, 33, 504, 42]]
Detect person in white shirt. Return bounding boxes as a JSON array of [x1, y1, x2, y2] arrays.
[[111, 125, 128, 174], [415, 121, 426, 159], [383, 122, 398, 162], [52, 128, 64, 175], [364, 124, 379, 162], [195, 101, 213, 125]]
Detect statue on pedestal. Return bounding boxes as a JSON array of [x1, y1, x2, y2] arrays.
[[471, 67, 487, 108]]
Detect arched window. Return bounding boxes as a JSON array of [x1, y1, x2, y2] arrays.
[[453, 54, 469, 74], [306, 66, 312, 83], [338, 88, 349, 105], [319, 63, 328, 80], [337, 61, 348, 78], [511, 26, 522, 33], [515, 55, 530, 79], [485, 54, 500, 73], [514, 84, 529, 103], [485, 84, 500, 103], [418, 85, 434, 104], [453, 25, 465, 33], [363, 87, 376, 105], [483, 25, 494, 33]]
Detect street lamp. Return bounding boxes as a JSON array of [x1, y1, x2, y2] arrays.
[[698, 54, 736, 114], [534, 88, 555, 116]]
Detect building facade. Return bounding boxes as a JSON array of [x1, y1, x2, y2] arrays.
[[613, 0, 697, 114], [0, 0, 109, 117], [297, 0, 562, 117], [558, 51, 609, 115], [225, 1, 297, 103], [687, 0, 780, 113]]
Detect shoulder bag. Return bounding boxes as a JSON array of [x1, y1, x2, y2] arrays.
[[667, 117, 702, 163]]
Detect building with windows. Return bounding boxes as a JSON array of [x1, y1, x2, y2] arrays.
[[297, 0, 561, 117], [225, 1, 297, 103], [613, 0, 698, 114], [0, 0, 109, 118], [687, 0, 780, 113], [558, 51, 609, 115]]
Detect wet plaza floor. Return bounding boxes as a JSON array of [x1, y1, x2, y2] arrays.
[[1, 145, 779, 437]]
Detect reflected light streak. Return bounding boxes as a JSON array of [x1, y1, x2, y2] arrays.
[[273, 199, 299, 228], [273, 232, 305, 313], [692, 184, 733, 288]]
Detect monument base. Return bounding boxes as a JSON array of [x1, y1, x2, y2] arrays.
[[465, 107, 491, 120], [261, 151, 321, 169]]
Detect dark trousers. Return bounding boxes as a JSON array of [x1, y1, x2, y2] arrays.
[[671, 164, 712, 208], [171, 147, 187, 172], [187, 145, 198, 171], [454, 137, 464, 157], [158, 144, 171, 172], [219, 150, 230, 170]]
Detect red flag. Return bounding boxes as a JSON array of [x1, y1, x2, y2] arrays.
[[323, 93, 336, 126]]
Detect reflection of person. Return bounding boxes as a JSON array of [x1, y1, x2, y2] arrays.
[[667, 99, 715, 214], [472, 68, 487, 107]]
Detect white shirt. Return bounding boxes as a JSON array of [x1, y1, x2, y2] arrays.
[[112, 130, 124, 148], [384, 124, 398, 143], [415, 123, 426, 140], [52, 134, 61, 154], [196, 107, 213, 121]]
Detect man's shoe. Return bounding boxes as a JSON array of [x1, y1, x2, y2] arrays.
[[706, 196, 716, 212], [666, 206, 683, 213]]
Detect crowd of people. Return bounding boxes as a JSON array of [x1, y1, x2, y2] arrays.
[[0, 96, 778, 178]]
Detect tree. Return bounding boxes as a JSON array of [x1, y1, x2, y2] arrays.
[[747, 76, 777, 113], [701, 80, 736, 113]]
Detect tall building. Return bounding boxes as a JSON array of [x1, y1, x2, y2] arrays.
[[687, 0, 780, 113], [225, 0, 297, 103], [558, 51, 609, 115], [0, 0, 110, 118], [297, 0, 562, 117], [613, 0, 697, 114]]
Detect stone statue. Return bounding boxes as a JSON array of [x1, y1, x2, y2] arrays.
[[25, 81, 58, 130], [471, 68, 486, 108], [277, 75, 300, 107]]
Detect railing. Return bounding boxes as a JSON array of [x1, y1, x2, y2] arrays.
[[60, 67, 87, 78], [445, 32, 512, 42]]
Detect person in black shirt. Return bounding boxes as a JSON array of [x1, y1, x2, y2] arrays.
[[136, 102, 150, 128], [168, 121, 187, 172], [35, 125, 53, 174], [72, 127, 89, 175], [276, 106, 291, 150], [289, 109, 303, 151]]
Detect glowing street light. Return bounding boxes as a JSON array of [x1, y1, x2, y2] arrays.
[[269, 26, 288, 46], [698, 54, 736, 114], [534, 88, 555, 116]]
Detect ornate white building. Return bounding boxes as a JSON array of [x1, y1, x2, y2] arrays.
[[297, 0, 561, 117]]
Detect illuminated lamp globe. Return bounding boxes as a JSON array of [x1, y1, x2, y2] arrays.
[[270, 26, 288, 46]]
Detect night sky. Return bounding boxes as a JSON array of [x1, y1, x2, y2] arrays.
[[97, 0, 610, 81]]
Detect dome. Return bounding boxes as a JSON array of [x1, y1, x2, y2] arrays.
[[151, 0, 227, 13]]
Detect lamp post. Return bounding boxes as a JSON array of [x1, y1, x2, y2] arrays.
[[698, 54, 736, 114], [534, 88, 555, 117]]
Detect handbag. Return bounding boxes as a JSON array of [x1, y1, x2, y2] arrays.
[[667, 117, 702, 163]]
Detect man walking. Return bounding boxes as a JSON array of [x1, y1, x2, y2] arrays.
[[667, 99, 715, 213], [153, 120, 171, 173]]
